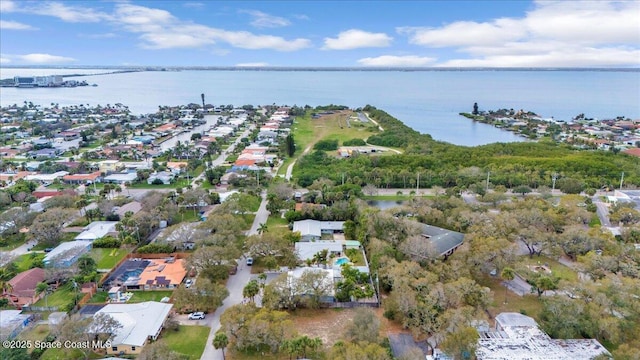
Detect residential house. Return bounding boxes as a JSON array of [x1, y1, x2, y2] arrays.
[[43, 240, 93, 267], [420, 223, 464, 258], [475, 312, 609, 359], [295, 240, 344, 261], [29, 148, 58, 159], [4, 268, 46, 309], [0, 310, 35, 340], [32, 188, 77, 199], [113, 201, 142, 218], [25, 171, 69, 184], [292, 220, 345, 241], [75, 221, 119, 241], [93, 301, 173, 356], [62, 171, 102, 185], [103, 172, 137, 184], [623, 148, 640, 158], [98, 160, 121, 174], [166, 162, 188, 174], [147, 171, 174, 185]]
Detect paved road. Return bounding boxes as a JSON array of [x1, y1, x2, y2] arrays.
[[285, 145, 312, 182], [594, 199, 612, 227], [191, 126, 254, 188], [199, 191, 268, 360]]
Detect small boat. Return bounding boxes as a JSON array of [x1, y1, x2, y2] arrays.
[[91, 84, 98, 87]]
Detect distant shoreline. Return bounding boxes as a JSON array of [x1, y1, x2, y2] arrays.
[[1, 66, 638, 72]]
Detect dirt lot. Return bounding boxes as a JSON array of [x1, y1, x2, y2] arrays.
[[291, 307, 406, 348]]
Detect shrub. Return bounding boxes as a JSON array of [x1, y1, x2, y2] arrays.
[[92, 236, 121, 248], [342, 138, 366, 146], [313, 139, 339, 151]]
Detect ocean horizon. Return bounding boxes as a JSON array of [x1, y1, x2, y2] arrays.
[[1, 68, 638, 146]]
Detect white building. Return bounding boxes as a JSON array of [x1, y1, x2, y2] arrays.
[[43, 240, 92, 267], [93, 301, 173, 356], [475, 312, 610, 360], [75, 221, 119, 241], [292, 220, 345, 241]]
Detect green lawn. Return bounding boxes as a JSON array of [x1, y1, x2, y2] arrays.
[[17, 324, 49, 354], [33, 284, 78, 309], [128, 290, 174, 303], [477, 274, 544, 320], [13, 253, 45, 272], [161, 325, 209, 359], [266, 215, 289, 228], [520, 255, 578, 282], [91, 247, 130, 270], [88, 291, 109, 304]]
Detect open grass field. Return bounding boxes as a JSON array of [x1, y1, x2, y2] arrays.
[[476, 274, 544, 321], [91, 247, 130, 270], [161, 325, 209, 359], [519, 255, 578, 282], [277, 110, 379, 176]]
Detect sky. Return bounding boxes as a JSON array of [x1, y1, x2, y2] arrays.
[[0, 0, 639, 68]]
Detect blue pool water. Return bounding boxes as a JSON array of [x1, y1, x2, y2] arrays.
[[335, 257, 349, 266]]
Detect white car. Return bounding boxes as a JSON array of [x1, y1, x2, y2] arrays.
[[188, 312, 205, 320], [185, 279, 193, 288], [246, 257, 254, 266]]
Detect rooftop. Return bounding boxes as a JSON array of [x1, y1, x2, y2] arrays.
[[476, 312, 609, 360], [94, 301, 173, 347], [75, 221, 119, 241], [420, 223, 465, 257]]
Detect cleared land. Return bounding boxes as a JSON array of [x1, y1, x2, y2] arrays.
[[277, 110, 379, 176], [161, 325, 209, 359]]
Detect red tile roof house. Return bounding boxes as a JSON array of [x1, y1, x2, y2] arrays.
[[62, 171, 102, 185], [3, 268, 45, 309], [623, 148, 640, 158]]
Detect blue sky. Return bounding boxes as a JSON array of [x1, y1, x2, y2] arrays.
[[1, 0, 638, 67]]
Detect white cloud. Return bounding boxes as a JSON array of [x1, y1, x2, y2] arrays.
[[0, 20, 38, 30], [112, 4, 309, 51], [400, 0, 640, 67], [236, 62, 268, 67], [80, 33, 117, 39], [323, 29, 392, 50], [183, 2, 205, 9], [241, 10, 290, 28], [358, 55, 436, 67], [0, 57, 10, 64], [16, 53, 76, 64], [0, 0, 16, 12], [28, 2, 111, 23]]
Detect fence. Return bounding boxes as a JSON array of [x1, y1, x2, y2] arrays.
[[22, 305, 59, 312], [98, 252, 190, 287], [325, 301, 379, 309]]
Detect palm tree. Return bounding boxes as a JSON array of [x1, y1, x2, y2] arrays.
[[213, 332, 228, 360], [257, 222, 268, 235], [501, 267, 515, 304]]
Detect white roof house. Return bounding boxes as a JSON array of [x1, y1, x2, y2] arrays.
[[292, 220, 345, 241], [295, 240, 344, 261], [75, 221, 119, 241], [43, 240, 92, 267], [476, 312, 610, 360], [25, 171, 69, 182], [103, 173, 138, 184], [94, 301, 173, 349]]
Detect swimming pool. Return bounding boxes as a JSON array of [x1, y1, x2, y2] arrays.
[[335, 257, 350, 266]]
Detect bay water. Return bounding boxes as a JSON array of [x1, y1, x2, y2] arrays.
[[1, 69, 638, 146]]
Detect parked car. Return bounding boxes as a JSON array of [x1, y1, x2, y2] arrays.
[[188, 312, 205, 320], [246, 257, 254, 266], [185, 279, 193, 288]]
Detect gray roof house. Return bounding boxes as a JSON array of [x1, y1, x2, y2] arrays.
[[292, 220, 345, 241], [75, 221, 119, 241], [420, 223, 464, 258], [147, 171, 174, 185]]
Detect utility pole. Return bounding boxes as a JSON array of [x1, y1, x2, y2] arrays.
[[552, 173, 558, 193], [620, 172, 624, 190], [416, 172, 420, 193], [486, 171, 491, 192]]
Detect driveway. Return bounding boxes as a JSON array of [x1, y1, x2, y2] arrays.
[[594, 200, 612, 227]]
